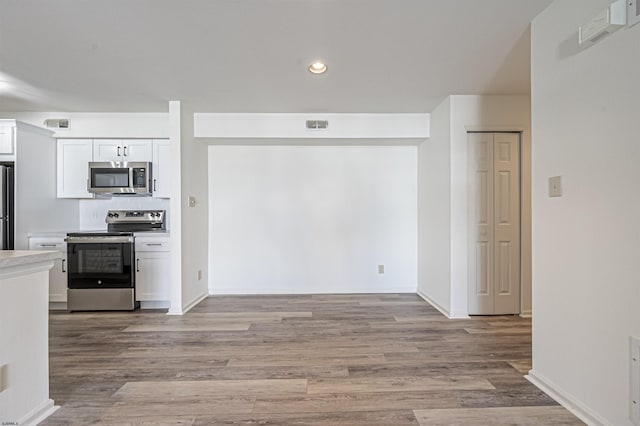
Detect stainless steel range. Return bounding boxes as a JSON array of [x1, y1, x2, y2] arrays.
[[66, 210, 166, 311]]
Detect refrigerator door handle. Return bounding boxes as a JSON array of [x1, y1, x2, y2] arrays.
[[0, 166, 6, 250]]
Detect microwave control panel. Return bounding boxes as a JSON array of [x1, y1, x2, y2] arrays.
[[132, 168, 147, 188]]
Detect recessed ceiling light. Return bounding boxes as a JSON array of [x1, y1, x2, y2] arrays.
[[308, 62, 327, 74]]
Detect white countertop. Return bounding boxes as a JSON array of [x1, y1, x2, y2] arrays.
[[0, 250, 62, 268], [28, 230, 170, 238]]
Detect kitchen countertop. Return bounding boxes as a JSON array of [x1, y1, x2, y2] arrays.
[[0, 250, 62, 268], [28, 230, 170, 238]]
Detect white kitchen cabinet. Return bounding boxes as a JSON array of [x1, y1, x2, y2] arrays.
[[0, 125, 15, 155], [93, 139, 152, 162], [135, 237, 170, 302], [57, 139, 94, 198], [152, 139, 171, 198], [28, 237, 67, 303]]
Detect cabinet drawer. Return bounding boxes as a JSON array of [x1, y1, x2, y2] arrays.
[[29, 238, 66, 252], [135, 238, 170, 252]]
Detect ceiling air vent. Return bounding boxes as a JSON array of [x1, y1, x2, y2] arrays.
[[43, 119, 70, 129], [306, 120, 329, 130]]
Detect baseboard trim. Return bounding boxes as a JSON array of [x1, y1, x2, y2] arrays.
[[520, 309, 532, 318], [140, 300, 170, 310], [167, 291, 208, 316], [49, 302, 67, 311], [416, 290, 470, 319], [17, 399, 58, 426], [526, 370, 609, 426]]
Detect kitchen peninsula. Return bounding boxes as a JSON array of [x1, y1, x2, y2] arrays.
[[0, 250, 61, 425]]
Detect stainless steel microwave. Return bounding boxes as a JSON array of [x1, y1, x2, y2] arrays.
[[88, 162, 152, 195]]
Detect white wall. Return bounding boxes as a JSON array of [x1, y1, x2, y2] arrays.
[[417, 98, 451, 313], [195, 113, 429, 139], [167, 101, 184, 314], [449, 95, 532, 317], [178, 104, 209, 310], [208, 145, 417, 294], [0, 112, 168, 138], [418, 95, 531, 318], [529, 1, 640, 424]]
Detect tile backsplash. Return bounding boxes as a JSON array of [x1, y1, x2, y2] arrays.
[[79, 197, 170, 230]]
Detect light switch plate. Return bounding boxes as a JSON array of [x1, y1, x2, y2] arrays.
[[378, 265, 385, 274], [188, 196, 196, 207], [549, 176, 562, 197]]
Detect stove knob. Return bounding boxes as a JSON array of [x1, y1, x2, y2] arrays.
[[114, 213, 119, 218], [108, 213, 114, 218]]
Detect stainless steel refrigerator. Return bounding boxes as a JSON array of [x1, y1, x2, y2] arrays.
[[0, 163, 14, 250]]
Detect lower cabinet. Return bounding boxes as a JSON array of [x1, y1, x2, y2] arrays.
[[135, 237, 170, 303], [28, 237, 67, 303]]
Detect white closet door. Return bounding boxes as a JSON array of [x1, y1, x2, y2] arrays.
[[468, 133, 495, 314], [468, 132, 520, 315], [492, 133, 520, 314]]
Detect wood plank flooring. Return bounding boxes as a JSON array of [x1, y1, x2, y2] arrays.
[[42, 294, 583, 425]]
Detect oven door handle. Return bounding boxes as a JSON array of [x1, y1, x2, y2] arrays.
[[136, 258, 140, 272], [65, 236, 135, 244]]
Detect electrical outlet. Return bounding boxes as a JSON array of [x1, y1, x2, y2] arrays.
[[197, 270, 202, 281], [188, 196, 196, 207], [548, 176, 562, 197], [378, 265, 385, 274], [0, 364, 7, 393]]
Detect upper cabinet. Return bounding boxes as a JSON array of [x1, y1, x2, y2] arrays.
[[57, 139, 94, 198], [152, 139, 171, 198], [0, 125, 15, 155], [93, 139, 152, 162], [57, 138, 170, 199]]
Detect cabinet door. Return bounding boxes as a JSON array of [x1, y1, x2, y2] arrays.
[[93, 139, 123, 162], [29, 238, 67, 302], [57, 139, 94, 198], [49, 256, 68, 302], [136, 251, 170, 301], [123, 139, 152, 162], [152, 140, 171, 198], [0, 126, 15, 155]]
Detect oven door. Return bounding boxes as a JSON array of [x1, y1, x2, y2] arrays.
[[67, 236, 135, 289]]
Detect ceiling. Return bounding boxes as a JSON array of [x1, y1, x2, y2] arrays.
[[0, 0, 553, 113]]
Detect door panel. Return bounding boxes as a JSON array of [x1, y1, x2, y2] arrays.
[[468, 133, 494, 314], [468, 132, 520, 315], [497, 241, 512, 294], [493, 133, 520, 314], [497, 171, 511, 224], [475, 242, 490, 295]]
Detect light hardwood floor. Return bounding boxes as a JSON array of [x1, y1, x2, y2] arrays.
[[43, 294, 583, 425]]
